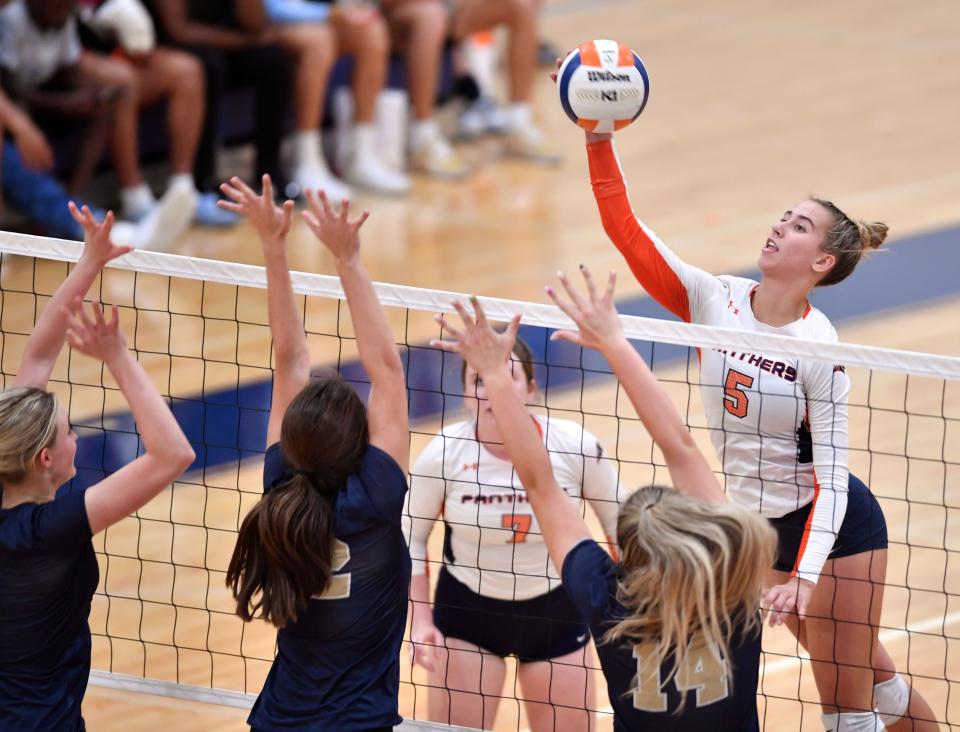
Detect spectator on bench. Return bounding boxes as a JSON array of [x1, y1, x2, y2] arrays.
[[78, 0, 239, 226], [1, 87, 196, 248], [147, 0, 293, 196], [264, 0, 409, 197], [0, 0, 196, 249]]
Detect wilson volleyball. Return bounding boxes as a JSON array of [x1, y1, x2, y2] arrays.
[[557, 40, 650, 133]]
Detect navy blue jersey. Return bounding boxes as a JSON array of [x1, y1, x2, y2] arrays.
[[0, 483, 98, 732], [249, 442, 411, 731], [562, 539, 761, 732]]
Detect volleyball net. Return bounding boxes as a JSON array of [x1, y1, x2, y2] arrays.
[[0, 234, 957, 730]]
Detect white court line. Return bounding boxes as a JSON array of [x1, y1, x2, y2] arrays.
[[515, 611, 960, 731]]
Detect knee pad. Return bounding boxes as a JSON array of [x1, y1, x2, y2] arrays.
[[821, 711, 886, 731], [873, 673, 910, 726]]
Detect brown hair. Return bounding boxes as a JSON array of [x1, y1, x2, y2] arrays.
[[460, 333, 536, 388], [227, 375, 369, 628], [811, 197, 888, 287], [604, 486, 776, 709], [0, 387, 60, 485]]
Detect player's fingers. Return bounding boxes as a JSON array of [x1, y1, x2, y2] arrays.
[[108, 303, 120, 329], [579, 264, 599, 302], [353, 210, 370, 230], [468, 295, 488, 329], [280, 200, 295, 232], [66, 330, 84, 351], [302, 209, 320, 234], [92, 300, 106, 328], [217, 200, 244, 214], [546, 285, 578, 323], [68, 201, 83, 225], [557, 270, 588, 311], [504, 313, 522, 342], [550, 330, 583, 347], [338, 198, 350, 222], [429, 338, 461, 354], [452, 300, 475, 331], [433, 314, 463, 341], [604, 269, 617, 303], [219, 181, 245, 203], [76, 301, 96, 331], [230, 176, 257, 200], [261, 174, 274, 205], [316, 188, 336, 220]]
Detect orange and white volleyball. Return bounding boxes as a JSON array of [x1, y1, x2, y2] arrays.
[[557, 40, 650, 133]]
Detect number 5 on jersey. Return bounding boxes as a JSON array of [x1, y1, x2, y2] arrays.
[[723, 368, 754, 418]]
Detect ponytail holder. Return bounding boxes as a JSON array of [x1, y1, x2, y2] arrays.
[[291, 468, 314, 480]]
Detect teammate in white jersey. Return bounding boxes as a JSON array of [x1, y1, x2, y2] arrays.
[[404, 334, 624, 731], [581, 128, 938, 731]]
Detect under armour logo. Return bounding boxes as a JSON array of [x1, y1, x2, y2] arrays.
[[727, 299, 740, 315], [461, 462, 479, 473]]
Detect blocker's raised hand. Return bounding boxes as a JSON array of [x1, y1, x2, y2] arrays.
[[219, 175, 294, 244], [302, 188, 369, 263]]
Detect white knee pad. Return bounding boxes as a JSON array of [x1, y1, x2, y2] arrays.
[[873, 673, 910, 726], [821, 711, 886, 731]]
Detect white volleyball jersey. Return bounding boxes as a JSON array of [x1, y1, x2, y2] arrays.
[[404, 417, 624, 601], [588, 139, 851, 584]]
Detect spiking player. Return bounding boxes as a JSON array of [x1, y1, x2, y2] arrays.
[[0, 206, 194, 729], [431, 271, 777, 732], [405, 334, 624, 731], [221, 177, 411, 731], [580, 124, 938, 731]]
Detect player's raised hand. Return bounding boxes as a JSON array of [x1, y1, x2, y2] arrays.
[[548, 265, 624, 352], [431, 296, 521, 379], [64, 298, 127, 364], [219, 175, 294, 245], [70, 202, 134, 266], [302, 189, 369, 263]]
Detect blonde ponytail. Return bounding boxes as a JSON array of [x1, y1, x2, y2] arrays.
[[0, 387, 59, 484]]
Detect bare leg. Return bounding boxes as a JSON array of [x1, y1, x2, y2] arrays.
[[275, 23, 336, 132], [427, 637, 507, 729], [133, 47, 204, 176], [516, 644, 596, 732], [332, 11, 389, 123], [384, 0, 449, 121], [75, 52, 141, 188], [453, 0, 537, 103]]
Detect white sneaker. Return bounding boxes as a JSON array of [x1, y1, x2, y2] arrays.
[[134, 183, 197, 251], [344, 151, 411, 195], [410, 131, 470, 179], [289, 162, 353, 202], [503, 125, 562, 166]]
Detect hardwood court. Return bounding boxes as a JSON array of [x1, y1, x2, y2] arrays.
[[1, 0, 958, 729]]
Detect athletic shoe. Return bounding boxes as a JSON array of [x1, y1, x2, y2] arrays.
[[194, 192, 240, 228], [457, 96, 508, 139], [502, 126, 563, 166], [410, 132, 470, 179], [288, 162, 352, 202], [344, 151, 411, 195], [134, 183, 197, 251]]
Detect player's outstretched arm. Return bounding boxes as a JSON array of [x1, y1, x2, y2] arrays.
[[432, 299, 591, 570], [303, 190, 409, 472], [219, 176, 305, 446], [14, 204, 132, 390], [548, 266, 723, 503], [67, 300, 194, 535]]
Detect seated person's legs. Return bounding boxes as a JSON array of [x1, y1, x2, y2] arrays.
[[382, 0, 468, 178], [269, 21, 350, 199], [452, 0, 559, 163], [330, 6, 409, 194]]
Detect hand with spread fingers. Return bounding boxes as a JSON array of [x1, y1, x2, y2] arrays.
[[431, 296, 521, 380], [69, 202, 134, 267], [219, 175, 294, 246], [546, 265, 623, 353], [64, 298, 127, 364], [302, 188, 369, 263]]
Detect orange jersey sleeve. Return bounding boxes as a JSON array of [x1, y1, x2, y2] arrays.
[[587, 140, 718, 323]]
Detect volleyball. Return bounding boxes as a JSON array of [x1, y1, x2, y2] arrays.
[[557, 40, 650, 133]]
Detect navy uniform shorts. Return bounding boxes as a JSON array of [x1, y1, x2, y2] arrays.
[[432, 568, 589, 663], [770, 473, 888, 573]]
